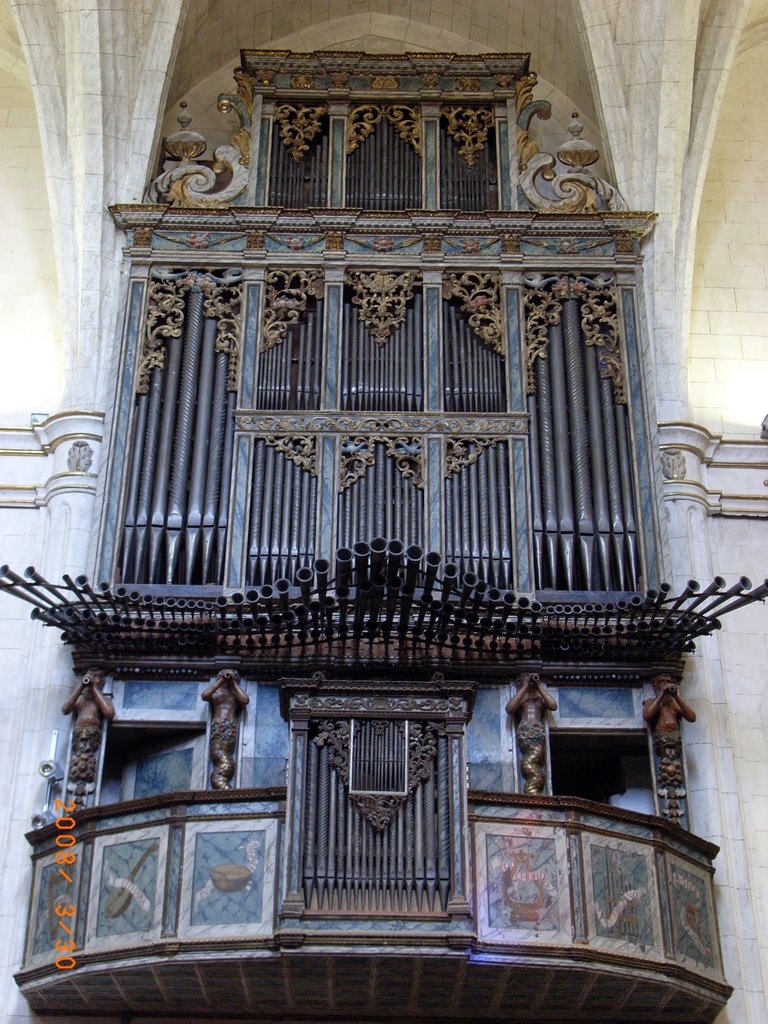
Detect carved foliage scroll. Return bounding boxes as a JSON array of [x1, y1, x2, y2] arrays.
[[523, 273, 625, 402], [273, 103, 328, 161], [262, 268, 324, 352], [445, 436, 499, 477], [441, 106, 494, 166], [263, 435, 317, 475], [314, 719, 439, 829], [443, 271, 503, 354], [340, 435, 424, 491], [346, 270, 420, 345], [347, 104, 421, 155], [137, 269, 244, 394]]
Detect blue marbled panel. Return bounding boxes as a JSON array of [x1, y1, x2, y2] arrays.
[[192, 802, 280, 816], [228, 436, 251, 587], [74, 841, 92, 949], [151, 232, 246, 251], [512, 440, 531, 591], [485, 833, 560, 933], [423, 119, 437, 209], [344, 236, 423, 255], [504, 288, 524, 412], [497, 120, 511, 209], [134, 748, 194, 799], [241, 283, 261, 408], [426, 287, 441, 410], [331, 120, 345, 207], [99, 279, 145, 581], [320, 436, 335, 555], [163, 826, 183, 937], [442, 237, 501, 256], [94, 808, 168, 830], [568, 832, 586, 940], [255, 117, 270, 204], [426, 437, 442, 552], [95, 838, 159, 937], [324, 285, 341, 409], [558, 687, 636, 720], [190, 829, 265, 926], [252, 682, 288, 787], [589, 843, 655, 948], [265, 234, 325, 253], [31, 859, 81, 957], [668, 861, 715, 968], [122, 680, 198, 711], [621, 288, 660, 587], [519, 237, 614, 257], [467, 686, 503, 763]]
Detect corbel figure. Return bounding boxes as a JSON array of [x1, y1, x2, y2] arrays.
[[202, 668, 249, 790], [61, 668, 115, 808], [643, 674, 696, 827], [506, 673, 557, 795]]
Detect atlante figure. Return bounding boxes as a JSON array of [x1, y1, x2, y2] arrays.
[[61, 667, 115, 808], [506, 673, 557, 795], [202, 668, 249, 789], [643, 674, 696, 825]]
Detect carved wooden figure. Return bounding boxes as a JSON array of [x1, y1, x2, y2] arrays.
[[506, 672, 557, 795], [61, 667, 115, 808], [202, 668, 249, 789], [643, 674, 695, 825]]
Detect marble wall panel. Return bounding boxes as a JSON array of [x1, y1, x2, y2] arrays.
[[582, 833, 661, 958], [178, 818, 277, 939], [112, 679, 207, 722], [474, 822, 571, 945], [551, 686, 641, 729], [85, 827, 167, 953]]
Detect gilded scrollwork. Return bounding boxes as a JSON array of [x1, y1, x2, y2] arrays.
[[522, 273, 625, 402], [580, 285, 625, 403], [347, 104, 421, 155], [346, 269, 421, 345], [263, 435, 318, 475], [384, 436, 424, 488], [445, 437, 498, 477], [273, 103, 328, 161], [441, 106, 494, 166], [217, 68, 254, 167], [514, 73, 550, 170], [442, 271, 503, 354], [202, 269, 244, 392], [523, 287, 562, 394], [137, 275, 186, 393], [262, 268, 325, 351], [339, 436, 375, 490]]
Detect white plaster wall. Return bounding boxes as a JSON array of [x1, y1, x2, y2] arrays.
[[0, 63, 63, 423], [689, 41, 768, 438]]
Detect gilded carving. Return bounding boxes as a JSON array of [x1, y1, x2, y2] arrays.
[[441, 106, 494, 166], [522, 273, 625, 402], [442, 271, 503, 354], [263, 435, 317, 475], [506, 673, 557, 796], [445, 437, 498, 477], [217, 68, 254, 166], [325, 231, 344, 250], [330, 72, 348, 87], [346, 269, 421, 345], [273, 103, 328, 161], [236, 412, 527, 436], [384, 436, 424, 488], [339, 436, 375, 490], [523, 286, 561, 394], [347, 104, 421, 155], [203, 270, 244, 391], [262, 268, 325, 351], [137, 274, 187, 393], [371, 75, 399, 90], [290, 74, 315, 89], [455, 76, 480, 91], [421, 72, 439, 88], [514, 73, 550, 170]]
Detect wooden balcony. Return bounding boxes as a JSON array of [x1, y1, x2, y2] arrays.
[[17, 790, 730, 1022]]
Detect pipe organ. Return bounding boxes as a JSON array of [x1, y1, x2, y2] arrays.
[[13, 52, 742, 1023]]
